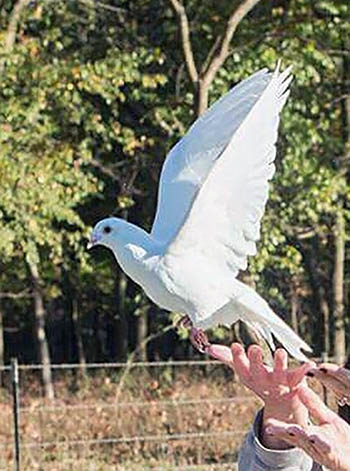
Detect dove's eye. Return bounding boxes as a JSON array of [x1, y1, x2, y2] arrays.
[[103, 226, 112, 234]]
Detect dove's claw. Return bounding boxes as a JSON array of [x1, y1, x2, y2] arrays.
[[177, 316, 211, 354], [190, 327, 211, 353], [189, 325, 234, 364], [177, 315, 192, 330]]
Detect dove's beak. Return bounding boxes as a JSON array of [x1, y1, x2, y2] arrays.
[[87, 234, 100, 250]]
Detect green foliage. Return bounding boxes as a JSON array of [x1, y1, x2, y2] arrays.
[[0, 0, 167, 270]]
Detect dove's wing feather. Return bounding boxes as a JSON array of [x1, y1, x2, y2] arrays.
[[220, 282, 310, 362], [161, 65, 312, 361], [167, 65, 293, 277], [151, 68, 271, 245]]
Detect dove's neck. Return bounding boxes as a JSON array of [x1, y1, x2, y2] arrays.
[[108, 222, 161, 285]]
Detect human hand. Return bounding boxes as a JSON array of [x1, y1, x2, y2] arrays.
[[231, 343, 315, 449], [265, 384, 350, 471], [308, 363, 350, 406]]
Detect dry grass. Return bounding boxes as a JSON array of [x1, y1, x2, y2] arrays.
[[0, 364, 260, 470]]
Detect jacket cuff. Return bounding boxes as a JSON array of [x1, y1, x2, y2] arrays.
[[252, 409, 313, 469]]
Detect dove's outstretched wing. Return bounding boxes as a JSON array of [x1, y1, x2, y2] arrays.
[[151, 67, 272, 246], [166, 64, 292, 276]]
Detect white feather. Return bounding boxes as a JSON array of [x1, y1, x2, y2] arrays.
[[91, 63, 312, 362], [151, 68, 271, 245]]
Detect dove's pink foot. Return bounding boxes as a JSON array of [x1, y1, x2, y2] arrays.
[[177, 315, 233, 364], [190, 327, 211, 353], [177, 315, 192, 329], [177, 316, 210, 352]]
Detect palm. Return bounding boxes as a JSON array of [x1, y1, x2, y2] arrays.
[[231, 343, 313, 402], [252, 363, 308, 402], [230, 344, 315, 450], [267, 384, 350, 471], [307, 419, 350, 471]]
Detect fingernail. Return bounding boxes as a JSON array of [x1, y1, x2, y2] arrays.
[[306, 372, 314, 377], [265, 427, 274, 435], [319, 368, 327, 374]]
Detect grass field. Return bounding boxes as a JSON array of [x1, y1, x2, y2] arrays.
[[1, 361, 333, 470], [1, 363, 261, 470]]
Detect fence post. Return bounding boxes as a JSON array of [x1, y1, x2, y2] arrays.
[[11, 358, 20, 471]]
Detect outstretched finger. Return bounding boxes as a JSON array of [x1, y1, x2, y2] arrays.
[[265, 422, 323, 462], [299, 435, 327, 465], [265, 420, 306, 446], [206, 344, 233, 365], [298, 384, 337, 423], [312, 364, 350, 394], [273, 348, 288, 382], [288, 361, 316, 389], [317, 363, 350, 381], [310, 370, 349, 399], [247, 344, 267, 378], [231, 343, 250, 381], [307, 433, 331, 454]]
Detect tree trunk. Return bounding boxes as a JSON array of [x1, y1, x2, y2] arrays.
[[340, 37, 350, 154], [114, 270, 128, 361], [320, 292, 330, 357], [195, 80, 209, 117], [28, 261, 54, 400], [170, 0, 263, 119], [333, 210, 346, 365], [290, 278, 299, 335], [333, 38, 350, 365], [0, 302, 4, 386], [135, 305, 148, 361], [338, 355, 350, 423], [62, 268, 86, 373], [0, 0, 31, 73], [300, 237, 330, 356], [71, 298, 87, 376]]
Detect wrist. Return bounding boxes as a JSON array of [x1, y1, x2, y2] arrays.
[[260, 400, 308, 450], [263, 400, 308, 427]]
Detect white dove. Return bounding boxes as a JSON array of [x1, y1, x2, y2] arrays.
[[89, 63, 312, 363]]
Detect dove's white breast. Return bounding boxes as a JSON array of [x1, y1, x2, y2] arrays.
[[151, 251, 235, 326], [114, 244, 189, 315]]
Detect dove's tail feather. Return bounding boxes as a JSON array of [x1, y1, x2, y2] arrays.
[[231, 281, 312, 362]]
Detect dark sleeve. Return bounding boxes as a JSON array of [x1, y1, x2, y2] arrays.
[[238, 409, 322, 471]]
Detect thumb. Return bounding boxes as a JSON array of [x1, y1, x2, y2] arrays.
[[298, 384, 337, 423], [288, 361, 316, 388]]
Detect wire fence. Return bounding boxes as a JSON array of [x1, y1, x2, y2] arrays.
[[0, 355, 333, 471], [0, 358, 260, 471]]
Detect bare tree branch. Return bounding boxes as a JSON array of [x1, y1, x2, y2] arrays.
[[200, 34, 222, 76], [169, 0, 263, 116], [0, 290, 32, 299], [0, 0, 31, 73], [175, 62, 185, 100], [169, 0, 199, 84], [203, 0, 263, 85], [89, 158, 127, 182]]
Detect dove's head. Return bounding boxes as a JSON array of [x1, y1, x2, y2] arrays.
[[89, 217, 155, 283], [88, 217, 129, 250], [88, 217, 153, 255]]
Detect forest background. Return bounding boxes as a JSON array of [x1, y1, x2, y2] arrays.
[[0, 0, 349, 399]]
